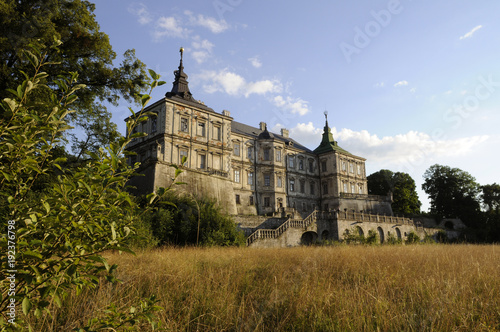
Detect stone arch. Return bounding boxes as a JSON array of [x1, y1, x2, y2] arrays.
[[321, 230, 329, 240], [356, 226, 364, 237], [377, 227, 385, 243], [395, 227, 402, 240], [301, 231, 318, 245]]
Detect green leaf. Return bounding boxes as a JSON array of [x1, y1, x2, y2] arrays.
[[22, 297, 32, 315], [43, 201, 50, 214], [23, 250, 43, 260], [111, 223, 117, 240], [141, 94, 151, 107]]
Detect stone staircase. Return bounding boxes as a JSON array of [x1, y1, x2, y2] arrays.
[[246, 211, 317, 246]]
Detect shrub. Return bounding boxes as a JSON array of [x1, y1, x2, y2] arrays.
[[141, 191, 245, 247], [0, 42, 164, 330], [405, 231, 421, 244]]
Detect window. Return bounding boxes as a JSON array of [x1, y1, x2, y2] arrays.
[[357, 164, 361, 175], [249, 196, 254, 205], [235, 194, 241, 204], [277, 176, 282, 188], [310, 182, 315, 195], [300, 180, 305, 193], [351, 183, 355, 193], [323, 182, 328, 194], [214, 125, 221, 141], [180, 150, 188, 165], [199, 154, 206, 169], [343, 182, 348, 193], [234, 170, 240, 183], [342, 161, 347, 171], [299, 159, 304, 170], [321, 161, 327, 172], [263, 148, 270, 161], [276, 150, 282, 162], [264, 174, 271, 186], [197, 122, 206, 137], [290, 179, 295, 192], [264, 197, 270, 207], [302, 202, 306, 211], [349, 163, 354, 173], [309, 160, 314, 173], [248, 172, 254, 185], [180, 117, 189, 132], [289, 156, 295, 168], [247, 147, 253, 159], [233, 143, 240, 156], [359, 184, 363, 194], [151, 117, 157, 133]]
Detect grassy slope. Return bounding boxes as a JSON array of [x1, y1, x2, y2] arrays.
[[39, 245, 500, 331]]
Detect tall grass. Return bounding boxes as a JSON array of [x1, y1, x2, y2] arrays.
[[32, 245, 500, 331]]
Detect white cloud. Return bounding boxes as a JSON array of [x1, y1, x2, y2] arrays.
[[195, 69, 282, 97], [289, 122, 323, 144], [374, 82, 385, 88], [249, 56, 262, 68], [154, 16, 189, 39], [460, 25, 483, 40], [191, 37, 214, 64], [285, 123, 489, 169], [184, 10, 229, 33], [272, 95, 310, 116], [394, 80, 408, 87], [128, 3, 152, 25]]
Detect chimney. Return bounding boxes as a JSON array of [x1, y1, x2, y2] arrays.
[[281, 128, 289, 138], [222, 109, 230, 117], [259, 122, 266, 131]]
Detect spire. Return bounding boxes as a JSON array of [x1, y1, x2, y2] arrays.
[[313, 111, 351, 155], [320, 111, 335, 145], [166, 47, 195, 101]]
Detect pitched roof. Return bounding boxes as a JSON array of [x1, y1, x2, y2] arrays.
[[231, 121, 313, 153], [313, 118, 353, 156]]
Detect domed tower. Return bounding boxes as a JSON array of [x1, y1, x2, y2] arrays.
[[313, 112, 389, 214]]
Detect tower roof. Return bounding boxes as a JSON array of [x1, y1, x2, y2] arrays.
[[165, 47, 195, 101], [313, 111, 352, 155]]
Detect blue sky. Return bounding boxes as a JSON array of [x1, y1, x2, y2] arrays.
[[92, 0, 500, 211]]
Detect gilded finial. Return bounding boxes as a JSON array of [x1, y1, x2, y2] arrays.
[[180, 47, 184, 60]]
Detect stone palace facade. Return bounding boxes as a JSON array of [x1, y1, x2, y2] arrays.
[[125, 49, 394, 221]]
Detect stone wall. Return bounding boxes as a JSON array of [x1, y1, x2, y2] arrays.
[[153, 161, 238, 215]]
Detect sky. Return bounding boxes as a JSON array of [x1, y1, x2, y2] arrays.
[[92, 0, 500, 212]]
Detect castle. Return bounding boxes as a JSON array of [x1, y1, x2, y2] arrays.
[[126, 49, 441, 246]]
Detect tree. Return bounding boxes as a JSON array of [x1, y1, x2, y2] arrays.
[[422, 164, 481, 225], [0, 43, 163, 329], [392, 172, 422, 215], [367, 170, 421, 215], [0, 0, 150, 158], [142, 190, 246, 247], [481, 183, 500, 213]]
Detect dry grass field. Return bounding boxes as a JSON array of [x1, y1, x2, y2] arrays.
[[37, 244, 500, 331]]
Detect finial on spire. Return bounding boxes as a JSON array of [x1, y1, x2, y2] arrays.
[[324, 110, 328, 121]]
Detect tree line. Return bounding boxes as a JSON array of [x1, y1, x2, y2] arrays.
[[367, 167, 500, 242]]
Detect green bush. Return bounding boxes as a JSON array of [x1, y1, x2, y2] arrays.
[[0, 42, 164, 330], [405, 231, 421, 244], [365, 230, 379, 244], [141, 191, 245, 247]]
